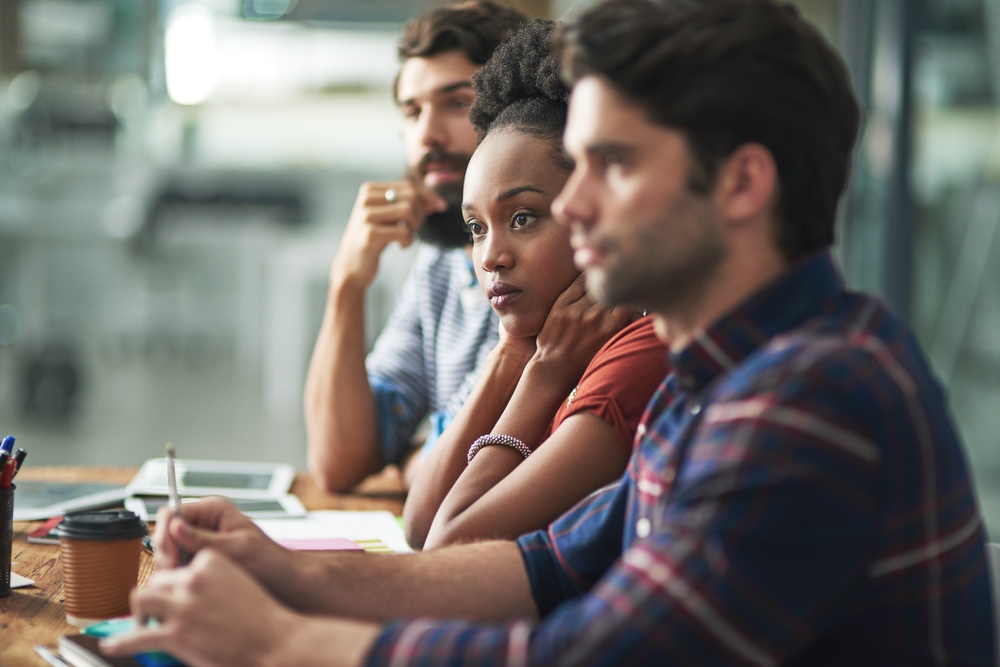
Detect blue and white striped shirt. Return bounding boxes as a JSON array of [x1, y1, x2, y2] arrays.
[[366, 244, 499, 465]]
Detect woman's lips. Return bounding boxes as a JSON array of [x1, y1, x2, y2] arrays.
[[486, 281, 522, 308]]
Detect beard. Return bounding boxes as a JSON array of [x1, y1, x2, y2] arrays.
[[589, 193, 728, 312], [407, 149, 472, 249]]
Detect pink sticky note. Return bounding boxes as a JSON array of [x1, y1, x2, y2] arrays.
[[277, 538, 364, 552]]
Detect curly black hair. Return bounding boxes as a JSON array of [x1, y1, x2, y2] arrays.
[[469, 18, 569, 154]]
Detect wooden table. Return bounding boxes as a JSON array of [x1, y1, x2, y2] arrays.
[[0, 466, 406, 667]]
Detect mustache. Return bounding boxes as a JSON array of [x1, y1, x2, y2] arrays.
[[416, 149, 470, 176]]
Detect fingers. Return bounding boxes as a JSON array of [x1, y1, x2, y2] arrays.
[[101, 625, 166, 656], [169, 517, 209, 555], [358, 182, 439, 226], [359, 181, 415, 207], [172, 496, 231, 531], [364, 200, 423, 228], [153, 497, 251, 569], [550, 272, 587, 308], [152, 508, 182, 569], [415, 185, 447, 214]]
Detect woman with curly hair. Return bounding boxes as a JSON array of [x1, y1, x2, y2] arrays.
[[404, 19, 668, 550]]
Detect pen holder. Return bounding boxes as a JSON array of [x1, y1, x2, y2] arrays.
[[0, 484, 13, 597]]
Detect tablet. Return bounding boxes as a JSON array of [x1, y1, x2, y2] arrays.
[[12, 480, 129, 521], [125, 494, 307, 521], [126, 459, 296, 499]]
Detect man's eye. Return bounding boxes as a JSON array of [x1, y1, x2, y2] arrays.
[[605, 151, 621, 166], [402, 106, 419, 119], [449, 99, 471, 111]]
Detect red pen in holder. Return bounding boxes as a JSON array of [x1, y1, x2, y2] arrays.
[[0, 459, 15, 488]]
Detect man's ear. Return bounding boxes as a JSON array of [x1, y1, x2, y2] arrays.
[[712, 143, 778, 226]]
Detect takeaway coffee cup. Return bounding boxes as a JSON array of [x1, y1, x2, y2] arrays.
[[55, 510, 147, 627]]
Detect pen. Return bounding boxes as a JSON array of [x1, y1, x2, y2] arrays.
[[12, 448, 26, 476], [34, 646, 71, 667], [0, 458, 15, 488], [165, 442, 190, 565], [0, 435, 13, 456]]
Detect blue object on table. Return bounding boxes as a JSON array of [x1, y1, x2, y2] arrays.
[[82, 619, 183, 667]]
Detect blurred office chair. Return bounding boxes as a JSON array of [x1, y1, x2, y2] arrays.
[[988, 542, 1000, 667]]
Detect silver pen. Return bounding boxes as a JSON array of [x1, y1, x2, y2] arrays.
[[165, 442, 191, 565], [34, 646, 71, 667]]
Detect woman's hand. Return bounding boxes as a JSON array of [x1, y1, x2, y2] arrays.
[[492, 317, 538, 366], [533, 273, 632, 388]]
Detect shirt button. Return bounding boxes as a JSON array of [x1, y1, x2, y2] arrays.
[[636, 517, 651, 538], [636, 423, 646, 436], [690, 402, 701, 416]]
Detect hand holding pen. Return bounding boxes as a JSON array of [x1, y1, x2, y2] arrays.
[[165, 442, 191, 566]]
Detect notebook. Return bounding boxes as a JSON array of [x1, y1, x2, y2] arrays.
[[58, 635, 167, 667]]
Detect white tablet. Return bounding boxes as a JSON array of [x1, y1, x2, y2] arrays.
[[126, 459, 296, 499], [125, 494, 307, 521], [13, 480, 129, 521]]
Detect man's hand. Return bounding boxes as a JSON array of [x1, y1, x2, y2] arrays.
[[332, 180, 447, 290], [532, 273, 632, 387], [101, 549, 294, 667], [101, 549, 378, 667], [153, 497, 291, 594]]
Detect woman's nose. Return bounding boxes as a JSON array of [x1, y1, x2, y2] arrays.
[[479, 229, 515, 273]]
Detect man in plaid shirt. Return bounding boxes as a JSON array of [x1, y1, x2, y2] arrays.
[[108, 1, 995, 665]]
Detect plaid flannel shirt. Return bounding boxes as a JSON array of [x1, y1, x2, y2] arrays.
[[366, 251, 994, 666]]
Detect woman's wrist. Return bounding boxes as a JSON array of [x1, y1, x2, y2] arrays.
[[523, 351, 583, 396], [489, 336, 536, 370]]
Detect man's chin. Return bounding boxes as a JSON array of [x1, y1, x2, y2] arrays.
[[418, 206, 471, 249]]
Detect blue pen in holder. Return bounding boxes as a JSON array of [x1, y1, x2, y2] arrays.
[[0, 483, 14, 597]]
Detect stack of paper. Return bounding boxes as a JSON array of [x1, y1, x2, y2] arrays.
[[255, 510, 412, 554]]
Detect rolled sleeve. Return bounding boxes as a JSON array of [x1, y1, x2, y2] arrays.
[[517, 477, 629, 616], [369, 376, 421, 466]]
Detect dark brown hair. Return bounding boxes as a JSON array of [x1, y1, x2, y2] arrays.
[[398, 1, 527, 66], [559, 0, 861, 261]]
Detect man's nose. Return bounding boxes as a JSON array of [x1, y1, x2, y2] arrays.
[[553, 167, 594, 230], [417, 105, 448, 149]]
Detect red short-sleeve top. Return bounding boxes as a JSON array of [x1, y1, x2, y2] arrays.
[[546, 316, 668, 457]]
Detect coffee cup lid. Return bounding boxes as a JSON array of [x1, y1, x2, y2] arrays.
[[55, 510, 148, 541]]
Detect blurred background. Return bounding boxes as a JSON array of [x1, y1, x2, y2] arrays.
[[1, 0, 999, 535]]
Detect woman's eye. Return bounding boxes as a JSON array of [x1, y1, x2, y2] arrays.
[[465, 220, 485, 238], [512, 212, 538, 228]]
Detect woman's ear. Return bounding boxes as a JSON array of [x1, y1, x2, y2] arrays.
[[712, 143, 778, 227]]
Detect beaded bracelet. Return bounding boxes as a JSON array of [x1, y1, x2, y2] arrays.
[[467, 434, 532, 464]]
